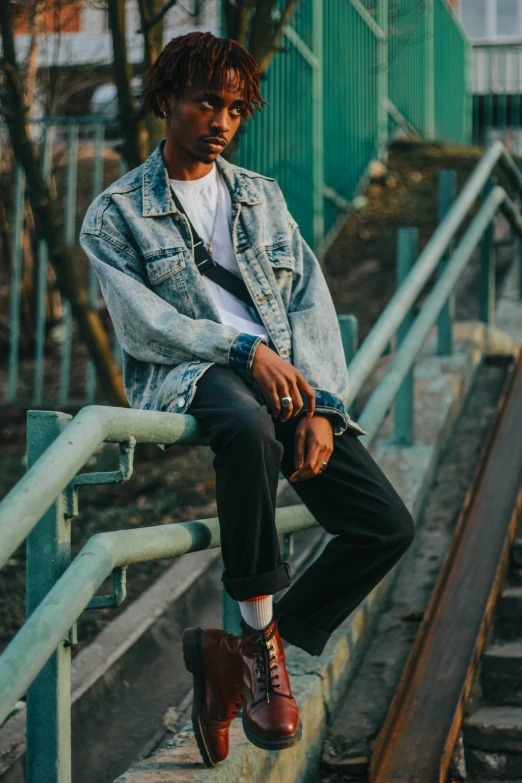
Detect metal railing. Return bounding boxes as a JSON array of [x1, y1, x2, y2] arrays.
[[1, 140, 521, 782]]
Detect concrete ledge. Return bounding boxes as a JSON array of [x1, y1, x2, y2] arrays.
[[115, 321, 504, 783]]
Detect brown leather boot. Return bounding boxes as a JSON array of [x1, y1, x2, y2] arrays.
[[182, 627, 244, 767], [239, 618, 302, 751]]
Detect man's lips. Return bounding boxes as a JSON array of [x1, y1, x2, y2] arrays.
[[201, 138, 227, 150]]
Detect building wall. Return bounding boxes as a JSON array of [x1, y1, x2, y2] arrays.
[[14, 0, 221, 68]]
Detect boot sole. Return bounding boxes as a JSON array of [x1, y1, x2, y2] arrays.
[[182, 627, 220, 768], [242, 713, 303, 751]]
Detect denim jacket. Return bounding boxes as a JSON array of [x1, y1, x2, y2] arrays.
[[80, 140, 365, 439]]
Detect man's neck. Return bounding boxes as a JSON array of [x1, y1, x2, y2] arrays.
[[163, 136, 214, 181]]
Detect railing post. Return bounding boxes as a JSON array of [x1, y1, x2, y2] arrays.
[[338, 314, 359, 366], [8, 164, 25, 404], [26, 411, 74, 783], [437, 170, 457, 355], [394, 228, 418, 447], [480, 177, 496, 326], [339, 315, 359, 417], [222, 578, 242, 635]]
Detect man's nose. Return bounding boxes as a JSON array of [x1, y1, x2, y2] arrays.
[[210, 108, 230, 135]]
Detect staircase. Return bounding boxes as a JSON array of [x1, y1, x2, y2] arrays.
[[463, 536, 522, 781]]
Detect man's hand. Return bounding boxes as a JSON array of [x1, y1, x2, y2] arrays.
[[251, 342, 316, 423], [288, 415, 334, 482]]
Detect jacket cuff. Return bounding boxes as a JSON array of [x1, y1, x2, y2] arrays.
[[228, 332, 264, 380], [296, 388, 350, 436]]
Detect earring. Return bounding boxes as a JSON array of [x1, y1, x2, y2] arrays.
[[160, 109, 168, 119]]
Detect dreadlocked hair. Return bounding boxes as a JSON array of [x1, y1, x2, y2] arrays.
[[142, 31, 267, 120]]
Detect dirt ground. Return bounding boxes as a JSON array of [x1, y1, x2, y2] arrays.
[[1, 136, 519, 659]]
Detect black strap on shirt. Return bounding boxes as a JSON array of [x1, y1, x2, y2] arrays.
[[170, 187, 256, 310]]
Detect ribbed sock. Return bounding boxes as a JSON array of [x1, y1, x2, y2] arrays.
[[238, 595, 273, 630]]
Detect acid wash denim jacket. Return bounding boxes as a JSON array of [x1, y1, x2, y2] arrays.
[[80, 139, 365, 440]]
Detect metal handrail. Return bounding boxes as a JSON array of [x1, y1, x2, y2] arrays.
[[347, 140, 522, 405], [358, 186, 522, 441], [0, 506, 317, 724], [0, 140, 521, 778]]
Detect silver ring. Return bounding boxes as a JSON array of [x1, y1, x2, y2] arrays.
[[319, 461, 328, 471], [280, 396, 293, 408]]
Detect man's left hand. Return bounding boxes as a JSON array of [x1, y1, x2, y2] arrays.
[[289, 414, 334, 482]]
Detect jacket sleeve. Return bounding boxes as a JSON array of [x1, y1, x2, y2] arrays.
[[79, 227, 263, 381], [285, 211, 353, 436]]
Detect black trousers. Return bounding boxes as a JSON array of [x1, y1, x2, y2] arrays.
[[186, 364, 414, 656]]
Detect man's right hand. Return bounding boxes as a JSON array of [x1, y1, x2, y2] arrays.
[[250, 342, 316, 423]]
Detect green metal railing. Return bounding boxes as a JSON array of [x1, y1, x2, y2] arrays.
[[0, 139, 521, 783]]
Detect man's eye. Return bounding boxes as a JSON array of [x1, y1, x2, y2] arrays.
[[201, 99, 213, 108], [231, 107, 242, 116]]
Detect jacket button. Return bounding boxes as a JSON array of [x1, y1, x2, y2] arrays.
[[177, 397, 185, 407]]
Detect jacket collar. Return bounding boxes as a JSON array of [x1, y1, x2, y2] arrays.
[[141, 139, 265, 217]]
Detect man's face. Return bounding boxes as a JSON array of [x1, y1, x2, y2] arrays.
[[164, 69, 245, 164]]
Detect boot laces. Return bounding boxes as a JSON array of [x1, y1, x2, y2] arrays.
[[244, 623, 281, 704]]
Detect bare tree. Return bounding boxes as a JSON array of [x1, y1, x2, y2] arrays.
[[0, 0, 128, 406]]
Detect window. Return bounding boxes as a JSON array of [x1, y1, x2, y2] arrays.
[[461, 0, 486, 39], [497, 0, 520, 35], [459, 0, 522, 40]]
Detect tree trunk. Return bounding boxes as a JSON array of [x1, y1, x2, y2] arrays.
[[24, 0, 45, 113], [138, 0, 167, 154], [107, 0, 149, 170], [0, 1, 128, 407]]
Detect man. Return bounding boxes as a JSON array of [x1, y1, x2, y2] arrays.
[[80, 31, 414, 768]]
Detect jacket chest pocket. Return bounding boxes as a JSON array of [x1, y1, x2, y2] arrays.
[[262, 242, 295, 307], [143, 248, 187, 285], [265, 241, 295, 272]]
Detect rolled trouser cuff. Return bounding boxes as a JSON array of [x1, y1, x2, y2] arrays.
[[273, 605, 330, 656], [222, 562, 291, 602]]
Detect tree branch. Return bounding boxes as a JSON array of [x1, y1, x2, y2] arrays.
[[137, 0, 195, 34]]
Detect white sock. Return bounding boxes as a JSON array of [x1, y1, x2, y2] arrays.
[[238, 595, 273, 630]]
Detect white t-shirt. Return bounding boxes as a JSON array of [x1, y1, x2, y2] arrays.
[[169, 164, 269, 344]]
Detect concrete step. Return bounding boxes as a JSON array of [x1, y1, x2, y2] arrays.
[[463, 706, 522, 780], [482, 643, 522, 706], [463, 705, 522, 752], [465, 747, 522, 782], [495, 587, 522, 640]]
